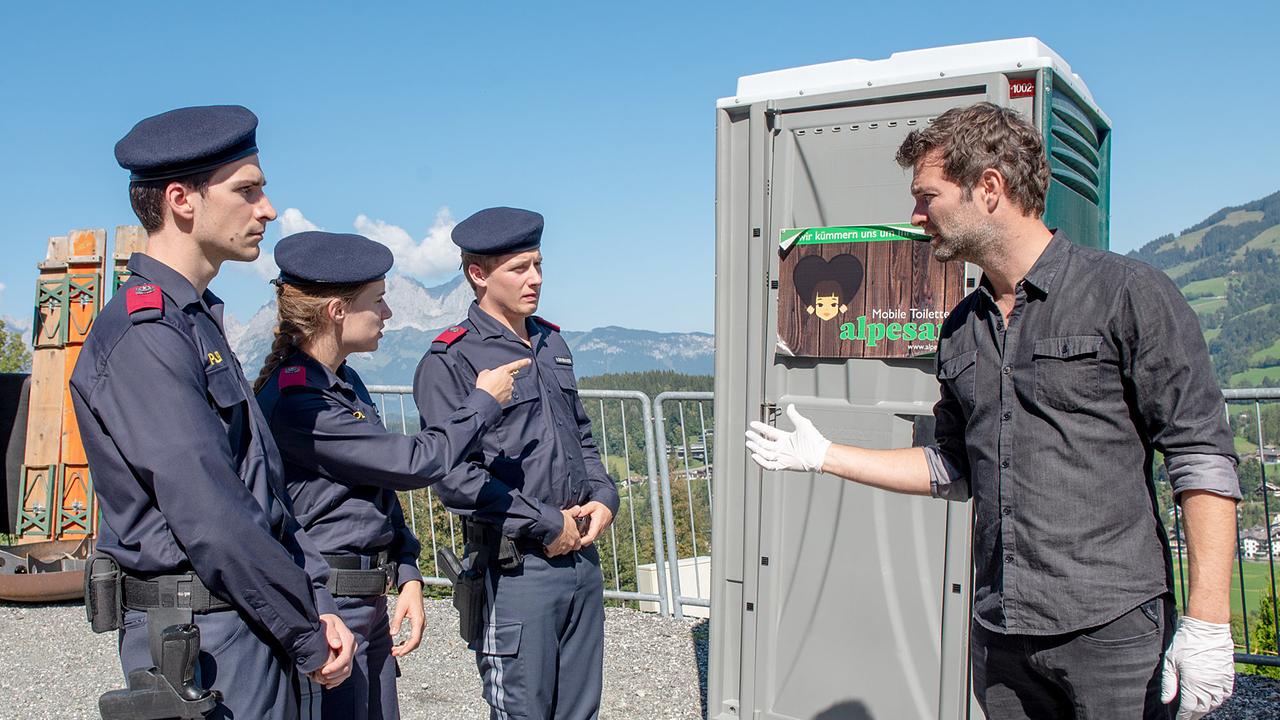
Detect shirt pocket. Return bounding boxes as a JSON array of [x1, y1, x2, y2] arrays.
[[205, 362, 246, 412], [1032, 335, 1104, 412], [502, 373, 540, 410], [937, 349, 978, 414], [554, 367, 579, 397]]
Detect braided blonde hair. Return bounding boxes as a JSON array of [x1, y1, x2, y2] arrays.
[[252, 280, 366, 394]]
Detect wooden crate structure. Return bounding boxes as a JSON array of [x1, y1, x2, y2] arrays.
[[16, 226, 146, 542]]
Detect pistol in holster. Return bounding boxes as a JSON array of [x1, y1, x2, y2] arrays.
[[438, 522, 525, 645], [98, 622, 220, 719], [87, 552, 220, 718], [436, 546, 484, 645]]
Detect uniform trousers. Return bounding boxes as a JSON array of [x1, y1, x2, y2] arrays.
[[303, 594, 400, 720], [472, 544, 605, 720], [120, 607, 299, 720], [971, 595, 1177, 719]]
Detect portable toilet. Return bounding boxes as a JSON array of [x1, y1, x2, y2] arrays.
[[709, 38, 1111, 720]]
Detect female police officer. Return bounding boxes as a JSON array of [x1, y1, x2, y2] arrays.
[[254, 230, 528, 719]]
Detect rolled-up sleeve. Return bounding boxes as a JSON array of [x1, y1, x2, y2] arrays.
[[1167, 453, 1243, 501], [925, 444, 971, 501], [930, 363, 972, 502]]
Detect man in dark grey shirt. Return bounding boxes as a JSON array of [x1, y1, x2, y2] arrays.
[[745, 103, 1239, 720]]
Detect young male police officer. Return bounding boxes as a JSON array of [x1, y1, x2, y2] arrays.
[[745, 104, 1240, 720], [413, 207, 620, 720], [71, 105, 355, 719]]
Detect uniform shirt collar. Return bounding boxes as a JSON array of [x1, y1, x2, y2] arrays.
[[126, 252, 226, 319], [468, 301, 539, 345], [289, 349, 354, 392]]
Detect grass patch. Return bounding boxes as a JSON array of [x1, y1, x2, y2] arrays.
[[1230, 367, 1280, 387], [1236, 436, 1260, 456], [1181, 276, 1227, 300], [1170, 556, 1280, 630], [1164, 258, 1207, 281], [1248, 338, 1280, 366], [1232, 223, 1280, 260], [1173, 227, 1212, 252], [1189, 297, 1227, 317]]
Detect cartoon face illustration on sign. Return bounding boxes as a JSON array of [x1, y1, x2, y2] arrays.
[[794, 253, 865, 321]]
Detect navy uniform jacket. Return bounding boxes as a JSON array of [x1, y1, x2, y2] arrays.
[[412, 303, 620, 546], [256, 350, 502, 584], [69, 254, 338, 674]]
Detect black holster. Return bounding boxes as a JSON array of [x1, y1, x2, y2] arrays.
[[437, 545, 486, 645], [440, 522, 528, 645]]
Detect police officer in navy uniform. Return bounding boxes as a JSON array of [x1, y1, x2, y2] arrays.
[[71, 106, 356, 719], [413, 207, 620, 720], [253, 230, 528, 719]]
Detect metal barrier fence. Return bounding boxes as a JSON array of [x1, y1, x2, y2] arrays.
[[367, 385, 671, 616], [653, 392, 715, 620], [1201, 387, 1280, 668], [366, 381, 1280, 666]]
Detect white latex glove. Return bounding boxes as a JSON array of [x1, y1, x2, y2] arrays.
[[1161, 616, 1235, 719], [744, 404, 831, 473]]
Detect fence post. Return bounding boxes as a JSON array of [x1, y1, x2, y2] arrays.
[[638, 393, 670, 617], [653, 392, 686, 620]]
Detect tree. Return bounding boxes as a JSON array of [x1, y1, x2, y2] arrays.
[[0, 318, 30, 373], [1246, 594, 1280, 680]]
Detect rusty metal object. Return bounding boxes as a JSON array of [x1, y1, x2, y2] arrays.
[[0, 537, 91, 602]]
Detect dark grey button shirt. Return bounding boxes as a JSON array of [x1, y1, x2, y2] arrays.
[[925, 232, 1239, 635]]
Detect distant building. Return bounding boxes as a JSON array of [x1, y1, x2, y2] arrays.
[[1241, 526, 1272, 560], [1244, 537, 1261, 560]]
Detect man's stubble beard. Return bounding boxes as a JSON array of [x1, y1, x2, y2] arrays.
[[931, 215, 998, 265]]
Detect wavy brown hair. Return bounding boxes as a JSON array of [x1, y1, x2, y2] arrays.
[[252, 280, 366, 394], [895, 102, 1050, 218]]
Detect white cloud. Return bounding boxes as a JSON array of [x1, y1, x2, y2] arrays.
[[279, 207, 321, 237], [232, 206, 460, 284], [354, 207, 459, 282], [234, 207, 321, 280]]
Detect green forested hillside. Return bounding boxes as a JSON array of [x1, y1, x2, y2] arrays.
[[1128, 190, 1280, 387]]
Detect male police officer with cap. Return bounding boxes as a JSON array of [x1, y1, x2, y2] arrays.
[[71, 105, 355, 719], [413, 207, 620, 720]]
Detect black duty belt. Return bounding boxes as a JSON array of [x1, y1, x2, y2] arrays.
[[323, 551, 394, 597], [122, 573, 233, 614], [462, 521, 526, 569]]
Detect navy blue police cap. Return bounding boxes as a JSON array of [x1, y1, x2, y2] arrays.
[[451, 207, 543, 255], [115, 105, 259, 182], [274, 232, 394, 285]]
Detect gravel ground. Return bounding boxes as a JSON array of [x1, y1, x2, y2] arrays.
[[0, 599, 704, 720], [0, 599, 1274, 719]]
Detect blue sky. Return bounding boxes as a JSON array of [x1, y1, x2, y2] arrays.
[[1, 2, 1276, 334]]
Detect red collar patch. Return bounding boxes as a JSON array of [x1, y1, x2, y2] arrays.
[[278, 366, 306, 389], [532, 315, 560, 332], [434, 326, 468, 347], [126, 284, 163, 314]]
